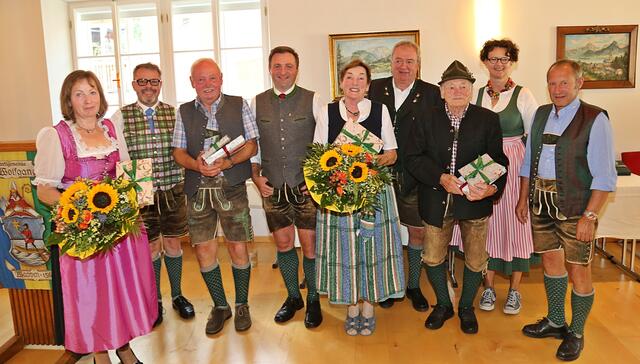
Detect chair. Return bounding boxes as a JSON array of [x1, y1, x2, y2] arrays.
[[622, 151, 640, 175]]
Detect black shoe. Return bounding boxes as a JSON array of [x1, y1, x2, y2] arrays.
[[274, 296, 304, 323], [556, 331, 584, 361], [406, 287, 429, 312], [522, 317, 568, 339], [458, 307, 478, 334], [304, 300, 323, 328], [153, 301, 163, 328], [378, 298, 395, 309], [172, 295, 195, 319], [424, 304, 454, 330]]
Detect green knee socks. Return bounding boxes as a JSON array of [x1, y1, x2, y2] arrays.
[[278, 248, 301, 299], [544, 272, 568, 326]]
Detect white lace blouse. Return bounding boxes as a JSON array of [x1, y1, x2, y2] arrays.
[[33, 119, 130, 188]]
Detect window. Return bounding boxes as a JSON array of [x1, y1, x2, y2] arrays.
[[69, 0, 268, 115]]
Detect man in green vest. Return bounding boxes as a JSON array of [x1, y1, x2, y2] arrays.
[[172, 58, 259, 336], [250, 46, 323, 328], [516, 59, 617, 361], [111, 62, 194, 328]]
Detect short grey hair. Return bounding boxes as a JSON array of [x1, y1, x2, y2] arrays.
[[547, 59, 583, 80], [392, 41, 421, 64], [190, 58, 220, 77]]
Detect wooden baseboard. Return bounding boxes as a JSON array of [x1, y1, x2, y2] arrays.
[[0, 335, 25, 363]]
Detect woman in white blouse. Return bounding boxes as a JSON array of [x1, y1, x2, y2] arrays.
[[34, 70, 155, 364], [313, 59, 405, 336]]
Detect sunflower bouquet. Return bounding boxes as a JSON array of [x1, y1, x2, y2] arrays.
[[303, 143, 392, 215], [46, 177, 140, 259]]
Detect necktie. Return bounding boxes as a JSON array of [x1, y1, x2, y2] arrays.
[[278, 93, 286, 100], [145, 108, 155, 133]]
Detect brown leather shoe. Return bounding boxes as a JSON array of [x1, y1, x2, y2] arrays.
[[234, 304, 252, 332], [205, 306, 232, 335]]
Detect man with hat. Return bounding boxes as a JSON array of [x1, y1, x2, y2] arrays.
[[516, 59, 616, 361], [405, 60, 508, 334]]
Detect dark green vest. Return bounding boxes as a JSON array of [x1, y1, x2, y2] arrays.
[[477, 85, 524, 137], [179, 95, 251, 197], [528, 100, 605, 217], [255, 86, 315, 188]]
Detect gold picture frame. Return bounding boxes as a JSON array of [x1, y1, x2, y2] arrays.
[[556, 25, 638, 89], [329, 30, 420, 99]]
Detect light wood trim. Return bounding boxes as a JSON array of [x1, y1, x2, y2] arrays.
[[0, 335, 25, 363], [0, 141, 36, 152]]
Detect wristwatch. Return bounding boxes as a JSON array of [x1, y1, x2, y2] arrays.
[[583, 210, 598, 221]]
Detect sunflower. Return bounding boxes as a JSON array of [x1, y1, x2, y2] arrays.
[[349, 162, 368, 183], [340, 144, 362, 156], [60, 181, 89, 205], [87, 183, 118, 213], [61, 205, 79, 224], [319, 150, 342, 171]]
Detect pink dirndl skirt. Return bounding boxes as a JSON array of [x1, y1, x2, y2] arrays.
[[59, 227, 157, 353]]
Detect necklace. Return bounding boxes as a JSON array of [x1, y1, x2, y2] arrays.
[[76, 122, 98, 134], [345, 106, 360, 117], [486, 78, 515, 101]]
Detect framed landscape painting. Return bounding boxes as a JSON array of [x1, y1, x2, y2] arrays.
[[556, 25, 638, 89], [329, 30, 420, 98]]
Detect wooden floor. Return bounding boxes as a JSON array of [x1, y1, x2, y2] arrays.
[[2, 239, 640, 364]]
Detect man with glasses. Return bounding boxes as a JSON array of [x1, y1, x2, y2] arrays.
[[250, 46, 324, 328], [111, 62, 194, 328], [368, 41, 442, 311]]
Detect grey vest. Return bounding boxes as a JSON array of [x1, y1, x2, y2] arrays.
[[255, 86, 315, 188], [179, 95, 251, 197]]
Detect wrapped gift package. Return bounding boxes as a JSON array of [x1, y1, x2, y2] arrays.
[[457, 154, 506, 194], [116, 158, 154, 206], [333, 121, 383, 154]]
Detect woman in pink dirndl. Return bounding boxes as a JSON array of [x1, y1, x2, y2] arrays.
[[34, 70, 156, 363]]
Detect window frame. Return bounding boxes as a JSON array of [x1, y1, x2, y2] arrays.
[[68, 0, 270, 109]]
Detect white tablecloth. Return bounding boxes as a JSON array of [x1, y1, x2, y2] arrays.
[[596, 174, 640, 240]]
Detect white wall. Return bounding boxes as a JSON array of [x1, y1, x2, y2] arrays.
[[0, 0, 638, 154], [267, 0, 640, 155], [0, 0, 52, 142], [41, 0, 73, 123]]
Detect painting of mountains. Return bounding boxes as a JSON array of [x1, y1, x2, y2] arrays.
[[329, 31, 419, 98], [564, 33, 631, 81]]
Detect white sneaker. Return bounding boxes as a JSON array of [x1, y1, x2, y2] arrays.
[[503, 289, 522, 315], [478, 287, 496, 311]]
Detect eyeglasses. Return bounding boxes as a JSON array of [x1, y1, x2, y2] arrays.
[[487, 57, 510, 64], [135, 78, 161, 86]]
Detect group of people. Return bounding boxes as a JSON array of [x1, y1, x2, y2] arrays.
[[32, 38, 616, 363]]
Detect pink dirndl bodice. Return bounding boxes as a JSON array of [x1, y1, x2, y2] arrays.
[[54, 119, 157, 353]]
